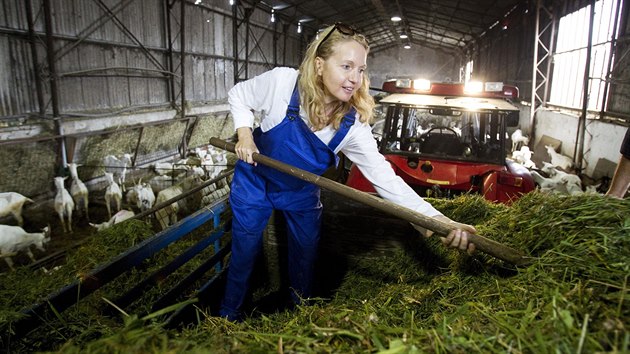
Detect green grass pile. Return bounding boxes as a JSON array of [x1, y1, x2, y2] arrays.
[[1, 217, 228, 352], [45, 192, 629, 354]]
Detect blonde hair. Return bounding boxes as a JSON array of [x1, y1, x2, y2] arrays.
[[298, 25, 375, 131]]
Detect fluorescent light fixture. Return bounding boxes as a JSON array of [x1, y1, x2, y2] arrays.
[[391, 16, 402, 22], [400, 33, 408, 39]]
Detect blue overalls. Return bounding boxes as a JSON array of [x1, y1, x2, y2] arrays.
[[220, 84, 355, 321]]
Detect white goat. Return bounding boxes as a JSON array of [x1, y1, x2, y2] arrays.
[[544, 145, 574, 171], [155, 175, 201, 230], [68, 163, 89, 220], [194, 147, 208, 160], [207, 150, 228, 180], [152, 161, 175, 176], [103, 154, 133, 191], [540, 162, 582, 195], [511, 129, 530, 152], [149, 175, 175, 194], [89, 209, 135, 231], [0, 225, 50, 270], [54, 176, 74, 233], [531, 170, 565, 193], [104, 172, 122, 220], [511, 146, 536, 169], [136, 182, 156, 212], [0, 192, 32, 226]]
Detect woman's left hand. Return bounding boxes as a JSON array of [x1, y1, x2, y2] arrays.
[[413, 215, 476, 255]]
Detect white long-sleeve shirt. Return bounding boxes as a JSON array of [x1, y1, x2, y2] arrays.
[[229, 67, 443, 217]]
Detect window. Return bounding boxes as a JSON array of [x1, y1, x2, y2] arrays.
[[549, 0, 623, 111]]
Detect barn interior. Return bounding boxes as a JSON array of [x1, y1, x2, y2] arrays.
[[0, 0, 629, 352]]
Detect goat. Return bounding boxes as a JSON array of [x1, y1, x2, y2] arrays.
[[103, 154, 132, 192], [511, 146, 536, 169], [511, 129, 530, 152], [544, 145, 574, 171], [541, 162, 583, 195], [155, 175, 202, 230], [104, 172, 122, 220], [194, 147, 208, 160], [0, 192, 32, 226], [0, 225, 50, 270], [136, 182, 156, 212], [540, 162, 582, 186], [152, 161, 175, 176], [531, 170, 565, 193], [206, 150, 228, 180], [68, 163, 89, 220], [149, 175, 175, 194], [89, 209, 135, 231], [54, 176, 74, 233]]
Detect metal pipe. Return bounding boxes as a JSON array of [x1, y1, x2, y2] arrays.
[[232, 1, 238, 83], [24, 0, 45, 115], [529, 0, 542, 145], [43, 0, 67, 169], [245, 7, 250, 79], [209, 137, 530, 266], [58, 66, 179, 77], [179, 0, 188, 157], [0, 114, 193, 146], [164, 0, 176, 106], [599, 0, 623, 119], [542, 7, 556, 109], [42, 0, 59, 118], [575, 0, 596, 171]]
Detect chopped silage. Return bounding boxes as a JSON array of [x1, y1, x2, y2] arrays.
[[0, 217, 228, 352], [4, 192, 630, 353]]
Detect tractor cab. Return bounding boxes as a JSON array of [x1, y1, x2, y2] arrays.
[[345, 79, 534, 203]]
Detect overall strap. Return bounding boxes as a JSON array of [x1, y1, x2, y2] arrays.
[[328, 108, 356, 151], [286, 81, 300, 120]]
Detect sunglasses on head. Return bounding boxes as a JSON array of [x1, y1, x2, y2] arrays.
[[316, 22, 358, 55]]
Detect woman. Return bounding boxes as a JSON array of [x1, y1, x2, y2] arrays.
[[220, 23, 476, 321]]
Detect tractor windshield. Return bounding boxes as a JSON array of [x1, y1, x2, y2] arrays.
[[376, 104, 508, 165]]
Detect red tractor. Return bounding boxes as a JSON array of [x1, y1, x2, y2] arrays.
[[344, 79, 535, 204]]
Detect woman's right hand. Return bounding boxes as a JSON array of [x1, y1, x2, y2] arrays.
[[236, 127, 259, 165]]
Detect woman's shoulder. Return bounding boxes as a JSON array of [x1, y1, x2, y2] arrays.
[[267, 67, 298, 78], [258, 67, 298, 91]]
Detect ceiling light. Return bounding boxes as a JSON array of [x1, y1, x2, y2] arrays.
[[400, 33, 408, 39], [229, 0, 234, 5], [297, 22, 302, 33], [391, 16, 402, 22], [271, 8, 275, 23], [403, 44, 411, 49]]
